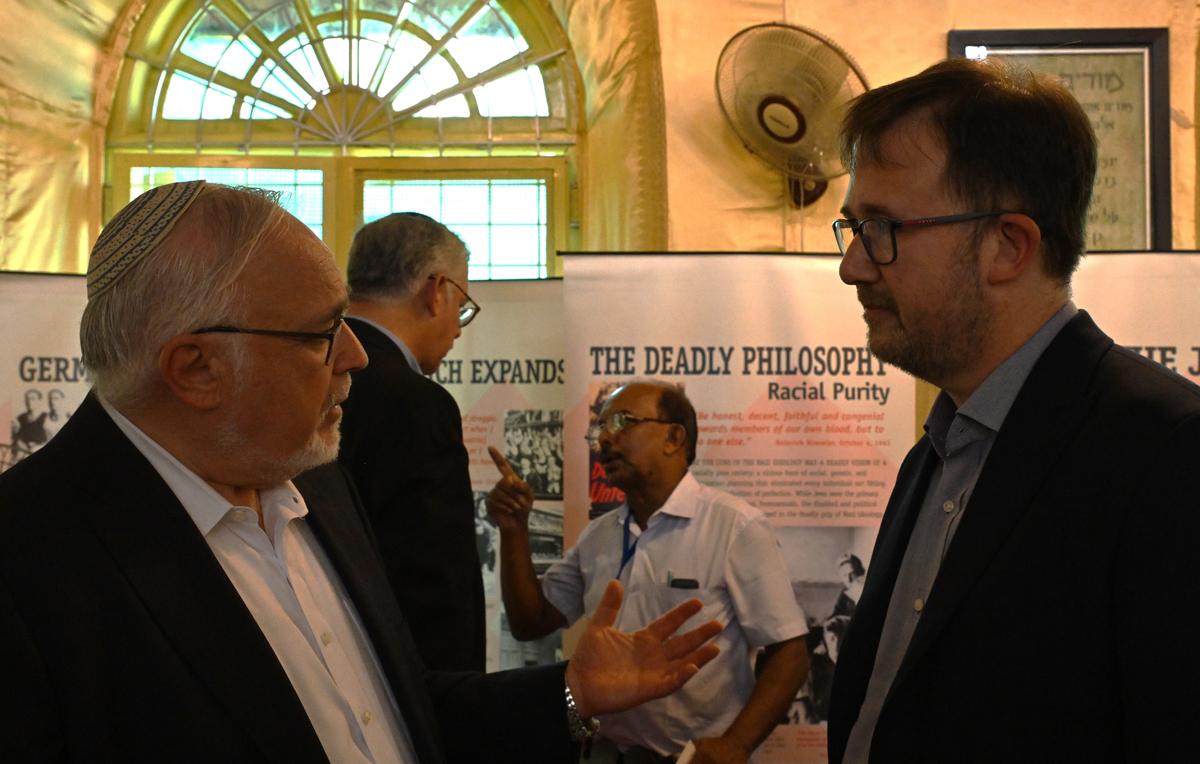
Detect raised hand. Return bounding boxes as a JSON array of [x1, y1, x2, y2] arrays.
[[564, 580, 722, 718], [486, 446, 535, 533]]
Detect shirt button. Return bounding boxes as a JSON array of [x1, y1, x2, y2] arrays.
[[361, 710, 373, 725], [942, 500, 955, 513], [914, 597, 925, 613], [320, 632, 333, 646]]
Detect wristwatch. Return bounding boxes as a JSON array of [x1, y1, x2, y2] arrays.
[[564, 683, 600, 742]]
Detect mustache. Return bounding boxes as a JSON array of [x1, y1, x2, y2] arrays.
[[328, 379, 351, 409], [598, 446, 623, 463], [856, 286, 898, 312]]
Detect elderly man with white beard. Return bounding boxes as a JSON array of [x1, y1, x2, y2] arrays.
[[0, 182, 721, 764]]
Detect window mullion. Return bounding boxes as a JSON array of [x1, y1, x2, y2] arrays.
[[390, 47, 561, 123], [290, 0, 342, 90], [364, 8, 417, 94], [367, 0, 488, 111]]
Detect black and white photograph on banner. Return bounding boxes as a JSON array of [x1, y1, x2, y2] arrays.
[[6, 388, 72, 468], [472, 491, 499, 590], [502, 409, 564, 500], [526, 506, 565, 573], [774, 526, 876, 726], [0, 274, 88, 475], [498, 612, 563, 670]]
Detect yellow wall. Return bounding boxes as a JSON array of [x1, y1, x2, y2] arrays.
[[659, 0, 1197, 253], [0, 1, 1195, 271]]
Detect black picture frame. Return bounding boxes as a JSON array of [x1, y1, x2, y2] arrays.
[[948, 28, 1171, 251]]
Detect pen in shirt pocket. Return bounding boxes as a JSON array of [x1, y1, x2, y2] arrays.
[[667, 571, 699, 589]]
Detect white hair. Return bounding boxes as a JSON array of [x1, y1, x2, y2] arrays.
[[80, 185, 288, 408]]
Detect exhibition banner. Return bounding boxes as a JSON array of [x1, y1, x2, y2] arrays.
[[562, 254, 916, 531], [435, 278, 566, 672], [1072, 253, 1200, 385], [0, 273, 88, 473], [562, 253, 912, 762]]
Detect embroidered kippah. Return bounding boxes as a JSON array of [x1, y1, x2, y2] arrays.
[[86, 180, 206, 299]]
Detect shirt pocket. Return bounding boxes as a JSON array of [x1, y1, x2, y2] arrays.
[[646, 581, 731, 635]]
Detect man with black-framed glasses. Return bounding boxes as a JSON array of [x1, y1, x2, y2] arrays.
[[828, 59, 1200, 763], [338, 211, 490, 674], [487, 381, 810, 764], [0, 183, 727, 763]]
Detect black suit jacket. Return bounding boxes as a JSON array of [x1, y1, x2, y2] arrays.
[[829, 312, 1200, 763], [338, 317, 486, 673], [0, 394, 569, 763]]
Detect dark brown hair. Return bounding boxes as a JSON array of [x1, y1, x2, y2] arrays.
[[841, 58, 1097, 282]]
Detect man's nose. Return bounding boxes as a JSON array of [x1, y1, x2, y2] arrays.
[[597, 425, 615, 449], [839, 236, 880, 285], [335, 321, 369, 372]]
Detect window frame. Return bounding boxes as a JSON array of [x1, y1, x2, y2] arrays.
[[353, 156, 568, 278], [108, 152, 569, 276]]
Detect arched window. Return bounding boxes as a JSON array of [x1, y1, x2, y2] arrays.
[[108, 0, 581, 278]]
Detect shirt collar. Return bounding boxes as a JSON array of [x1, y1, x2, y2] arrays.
[[620, 471, 701, 530], [348, 313, 423, 375], [925, 301, 1077, 453], [100, 398, 305, 536]]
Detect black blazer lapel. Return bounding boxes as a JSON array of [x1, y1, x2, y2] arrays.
[[297, 464, 447, 764], [66, 395, 327, 764], [828, 439, 938, 760], [892, 312, 1114, 689]]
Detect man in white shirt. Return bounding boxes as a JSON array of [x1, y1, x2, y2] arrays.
[[0, 182, 722, 763], [489, 381, 810, 764]]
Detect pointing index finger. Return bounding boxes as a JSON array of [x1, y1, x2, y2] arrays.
[[488, 445, 521, 479]]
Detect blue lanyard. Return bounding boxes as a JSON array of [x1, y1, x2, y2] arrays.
[[617, 511, 638, 579]]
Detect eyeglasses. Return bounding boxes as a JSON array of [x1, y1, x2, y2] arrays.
[[431, 275, 481, 327], [585, 411, 673, 448], [193, 315, 345, 365], [832, 210, 1015, 265]]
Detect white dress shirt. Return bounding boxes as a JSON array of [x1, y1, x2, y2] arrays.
[[103, 401, 418, 764], [542, 471, 808, 756]]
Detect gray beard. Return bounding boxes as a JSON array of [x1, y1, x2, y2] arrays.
[[213, 414, 341, 487], [213, 348, 343, 486]]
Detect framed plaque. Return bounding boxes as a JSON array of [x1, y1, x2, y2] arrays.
[[949, 28, 1170, 251]]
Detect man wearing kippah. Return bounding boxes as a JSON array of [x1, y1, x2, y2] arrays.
[[0, 182, 722, 763]]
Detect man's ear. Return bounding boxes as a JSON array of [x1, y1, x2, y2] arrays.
[[663, 422, 687, 457], [987, 213, 1042, 285], [420, 274, 445, 318], [158, 335, 228, 411]]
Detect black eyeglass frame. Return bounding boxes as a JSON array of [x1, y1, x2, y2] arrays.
[[429, 274, 481, 327], [832, 210, 1017, 265], [584, 411, 675, 448], [193, 315, 345, 365]]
